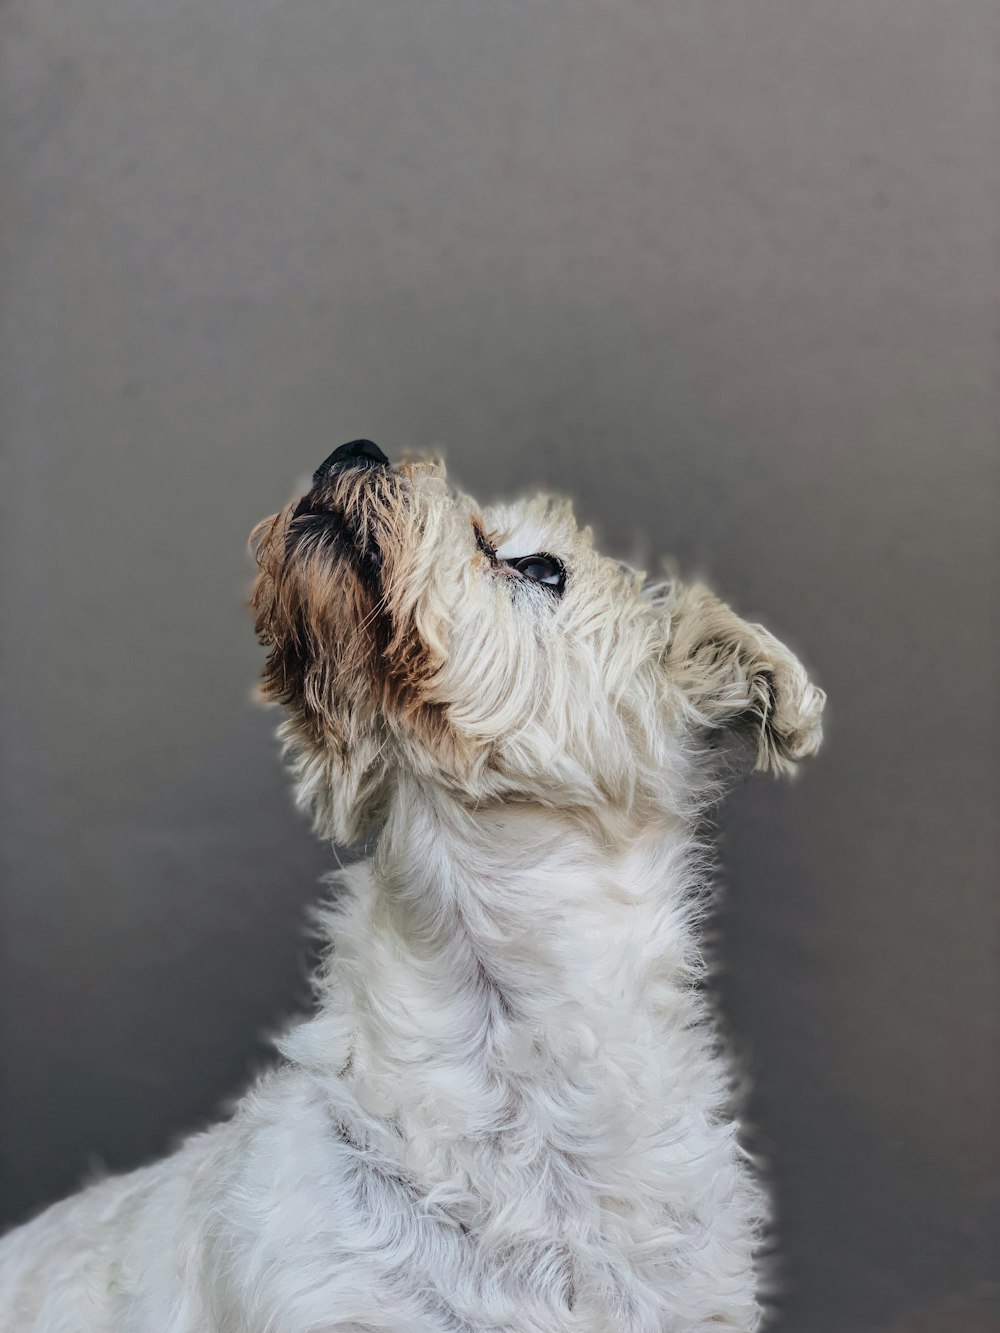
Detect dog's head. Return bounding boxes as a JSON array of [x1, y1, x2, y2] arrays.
[[252, 443, 824, 841]]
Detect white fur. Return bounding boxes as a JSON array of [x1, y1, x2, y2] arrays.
[[0, 458, 824, 1331]]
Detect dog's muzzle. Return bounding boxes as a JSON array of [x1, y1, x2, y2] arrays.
[[289, 441, 391, 586], [293, 439, 391, 521]]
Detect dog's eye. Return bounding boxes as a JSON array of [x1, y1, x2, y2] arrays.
[[508, 554, 565, 592]]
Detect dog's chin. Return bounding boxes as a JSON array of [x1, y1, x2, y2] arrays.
[[286, 496, 384, 590]]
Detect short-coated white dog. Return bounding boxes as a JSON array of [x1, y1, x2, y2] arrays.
[[0, 443, 824, 1331]]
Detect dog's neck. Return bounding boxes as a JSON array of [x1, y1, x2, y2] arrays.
[[368, 776, 692, 1008], [291, 775, 708, 1157], [273, 773, 745, 1287]]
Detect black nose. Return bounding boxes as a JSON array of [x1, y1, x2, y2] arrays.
[[313, 439, 389, 482]]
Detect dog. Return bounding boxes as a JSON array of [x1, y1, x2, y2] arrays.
[[0, 442, 824, 1331]]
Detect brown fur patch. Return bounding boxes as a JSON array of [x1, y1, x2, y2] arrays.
[[252, 509, 374, 750], [250, 467, 458, 765]]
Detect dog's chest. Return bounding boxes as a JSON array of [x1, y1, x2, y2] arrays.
[[363, 1012, 729, 1326]]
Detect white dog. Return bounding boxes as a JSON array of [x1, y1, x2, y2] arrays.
[[0, 443, 824, 1331]]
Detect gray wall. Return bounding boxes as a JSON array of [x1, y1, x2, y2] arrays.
[[2, 2, 997, 1329]]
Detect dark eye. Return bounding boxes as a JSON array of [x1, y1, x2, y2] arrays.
[[508, 553, 565, 592]]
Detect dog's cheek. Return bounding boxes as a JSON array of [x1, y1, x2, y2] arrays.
[[374, 552, 485, 778]]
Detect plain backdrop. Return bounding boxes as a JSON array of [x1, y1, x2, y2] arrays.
[[1, 3, 998, 1329]]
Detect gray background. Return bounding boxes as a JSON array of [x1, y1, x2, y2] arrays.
[[2, 2, 998, 1329]]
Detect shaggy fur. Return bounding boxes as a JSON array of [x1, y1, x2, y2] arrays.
[[0, 450, 824, 1331]]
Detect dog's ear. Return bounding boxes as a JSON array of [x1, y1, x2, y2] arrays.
[[250, 510, 391, 843], [662, 582, 825, 775]]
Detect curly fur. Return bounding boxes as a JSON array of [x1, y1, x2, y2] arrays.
[[0, 453, 824, 1331]]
